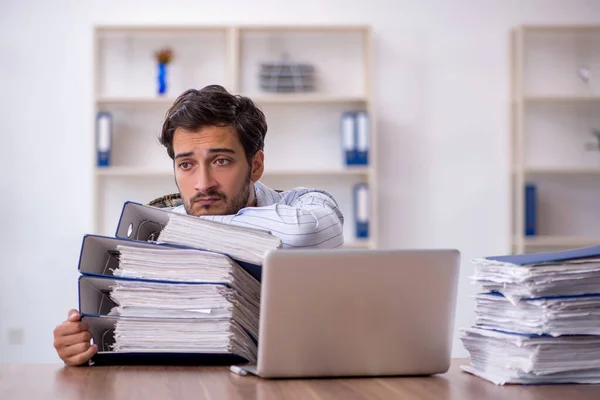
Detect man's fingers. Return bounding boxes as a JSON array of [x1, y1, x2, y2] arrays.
[[53, 322, 89, 341], [67, 309, 81, 322], [61, 342, 92, 359], [64, 344, 97, 367], [58, 331, 92, 348]]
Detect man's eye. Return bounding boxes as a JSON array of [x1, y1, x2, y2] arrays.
[[215, 158, 230, 166], [179, 162, 191, 170]]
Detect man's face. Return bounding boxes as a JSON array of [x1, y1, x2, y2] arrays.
[[173, 125, 263, 216]]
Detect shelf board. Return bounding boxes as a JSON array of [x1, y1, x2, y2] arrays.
[[239, 24, 370, 33], [522, 235, 600, 248], [523, 95, 600, 104], [97, 96, 176, 106], [521, 24, 600, 33], [262, 167, 371, 177], [343, 239, 372, 249], [96, 166, 371, 178], [249, 93, 368, 104], [97, 94, 368, 106], [524, 167, 600, 175], [96, 167, 173, 177]]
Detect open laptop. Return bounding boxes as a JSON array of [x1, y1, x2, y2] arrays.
[[236, 248, 461, 378]]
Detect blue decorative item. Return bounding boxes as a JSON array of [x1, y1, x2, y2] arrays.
[[157, 62, 167, 96], [154, 47, 174, 96]]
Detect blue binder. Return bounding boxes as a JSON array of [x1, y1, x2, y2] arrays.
[[96, 112, 112, 167], [525, 183, 537, 236], [76, 234, 259, 366], [355, 111, 369, 165], [353, 183, 369, 238], [114, 201, 264, 281], [341, 112, 358, 165], [485, 245, 600, 266]]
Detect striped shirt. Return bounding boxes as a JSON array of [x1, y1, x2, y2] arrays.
[[171, 181, 344, 249]]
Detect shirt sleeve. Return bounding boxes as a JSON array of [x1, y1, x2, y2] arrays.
[[200, 188, 344, 249]]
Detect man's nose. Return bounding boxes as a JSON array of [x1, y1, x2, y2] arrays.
[[193, 166, 217, 192]]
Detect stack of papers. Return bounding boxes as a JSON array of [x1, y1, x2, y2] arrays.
[[473, 292, 600, 336], [461, 327, 600, 385], [157, 212, 282, 265], [104, 242, 260, 362], [471, 256, 600, 303], [112, 318, 257, 362], [113, 244, 261, 307], [461, 246, 600, 385]]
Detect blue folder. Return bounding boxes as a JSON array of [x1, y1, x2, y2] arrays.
[[341, 111, 358, 165], [353, 183, 369, 239], [113, 202, 263, 282], [486, 246, 600, 266]]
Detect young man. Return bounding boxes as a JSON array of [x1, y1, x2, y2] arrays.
[[53, 85, 345, 366]]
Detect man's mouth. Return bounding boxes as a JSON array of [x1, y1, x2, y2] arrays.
[[193, 197, 221, 206]]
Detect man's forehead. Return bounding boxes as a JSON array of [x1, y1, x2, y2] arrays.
[[173, 126, 241, 150]]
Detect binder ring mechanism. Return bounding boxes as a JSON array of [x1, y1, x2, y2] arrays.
[[127, 220, 164, 242]]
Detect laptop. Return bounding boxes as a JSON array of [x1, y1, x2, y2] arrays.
[[235, 248, 461, 378]]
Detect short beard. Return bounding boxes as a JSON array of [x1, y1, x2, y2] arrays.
[[182, 170, 253, 216]]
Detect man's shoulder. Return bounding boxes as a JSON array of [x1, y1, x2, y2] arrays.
[[147, 193, 183, 208], [277, 186, 340, 205]]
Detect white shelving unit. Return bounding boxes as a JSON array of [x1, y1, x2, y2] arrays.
[[511, 25, 600, 254], [92, 24, 376, 249]]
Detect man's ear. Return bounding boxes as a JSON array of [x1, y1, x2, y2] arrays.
[[250, 150, 264, 182]]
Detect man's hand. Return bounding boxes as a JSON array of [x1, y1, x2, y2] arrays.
[[53, 309, 97, 366]]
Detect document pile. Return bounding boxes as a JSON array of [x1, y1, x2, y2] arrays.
[[460, 246, 600, 385], [77, 202, 282, 364]]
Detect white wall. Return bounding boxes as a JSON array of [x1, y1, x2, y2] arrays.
[[1, 0, 600, 363]]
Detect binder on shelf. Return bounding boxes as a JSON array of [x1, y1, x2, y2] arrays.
[[340, 111, 370, 166], [341, 111, 358, 165], [355, 111, 369, 165], [524, 183, 537, 236], [353, 183, 369, 239], [96, 111, 112, 167]]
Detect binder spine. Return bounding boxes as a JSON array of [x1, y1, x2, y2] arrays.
[[525, 183, 537, 236], [96, 112, 112, 167], [355, 111, 369, 165], [354, 183, 369, 239], [341, 112, 358, 165]]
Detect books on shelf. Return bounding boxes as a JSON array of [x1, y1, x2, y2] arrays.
[[461, 246, 600, 385], [77, 202, 282, 365]]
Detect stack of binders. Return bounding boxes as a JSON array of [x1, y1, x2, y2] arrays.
[[341, 111, 371, 240], [461, 246, 600, 385], [77, 202, 282, 365]]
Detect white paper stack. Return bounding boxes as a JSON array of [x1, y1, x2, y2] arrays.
[[107, 243, 260, 362], [157, 212, 282, 265], [461, 246, 600, 385], [111, 318, 257, 362], [470, 257, 600, 303], [473, 292, 600, 336], [461, 328, 600, 385]]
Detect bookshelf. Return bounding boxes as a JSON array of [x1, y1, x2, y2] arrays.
[[510, 25, 600, 254], [92, 24, 377, 249]]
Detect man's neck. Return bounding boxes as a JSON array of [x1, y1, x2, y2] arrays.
[[246, 182, 258, 207]]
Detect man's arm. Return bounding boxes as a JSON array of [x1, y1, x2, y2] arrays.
[[200, 189, 344, 249]]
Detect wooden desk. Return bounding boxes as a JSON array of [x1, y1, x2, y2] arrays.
[[1, 359, 599, 399]]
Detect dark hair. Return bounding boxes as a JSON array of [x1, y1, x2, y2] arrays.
[[159, 85, 267, 163]]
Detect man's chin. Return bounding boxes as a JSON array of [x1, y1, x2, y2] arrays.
[[186, 201, 232, 217]]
